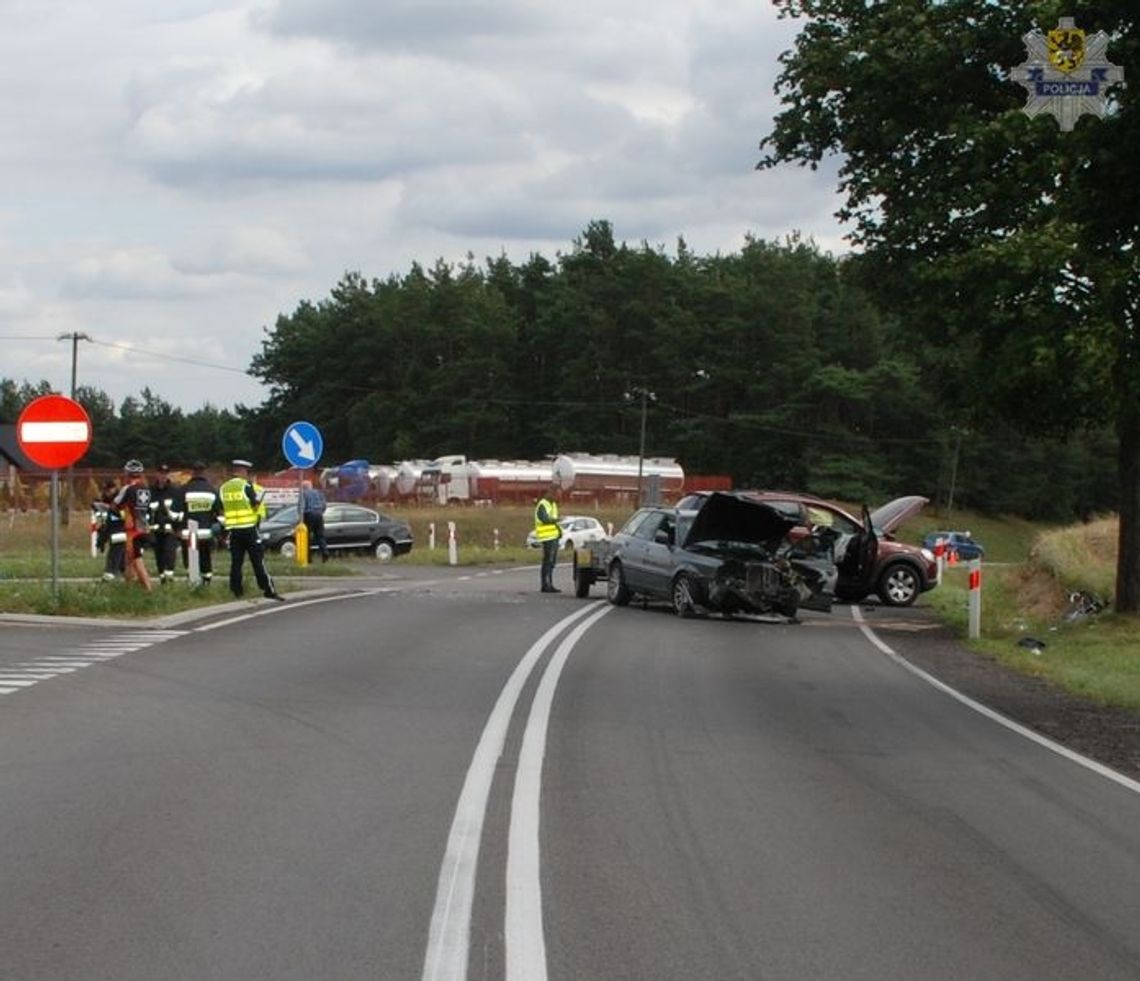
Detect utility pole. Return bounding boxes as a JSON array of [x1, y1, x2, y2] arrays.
[[57, 332, 92, 526], [631, 387, 655, 508], [946, 427, 964, 525], [637, 389, 647, 507]]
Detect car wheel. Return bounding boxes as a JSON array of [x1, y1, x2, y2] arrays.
[[373, 538, 396, 561], [671, 573, 698, 618], [279, 540, 297, 560], [606, 561, 631, 606], [877, 562, 921, 606], [562, 538, 576, 551]]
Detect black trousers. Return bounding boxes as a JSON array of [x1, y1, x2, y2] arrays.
[[181, 537, 215, 579], [540, 539, 559, 590], [104, 542, 126, 577], [228, 527, 273, 597], [304, 513, 329, 560], [154, 530, 179, 577]]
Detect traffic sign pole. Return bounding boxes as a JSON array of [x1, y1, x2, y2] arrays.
[[50, 473, 60, 588], [282, 421, 324, 568]]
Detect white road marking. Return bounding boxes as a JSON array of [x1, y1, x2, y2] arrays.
[[852, 606, 1140, 795], [0, 631, 185, 697], [19, 660, 102, 668], [506, 603, 612, 981], [193, 588, 404, 632], [421, 602, 607, 981]]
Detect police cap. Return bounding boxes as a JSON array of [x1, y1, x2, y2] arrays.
[[232, 458, 253, 469]]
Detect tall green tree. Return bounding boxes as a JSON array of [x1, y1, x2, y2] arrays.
[[759, 0, 1140, 610]]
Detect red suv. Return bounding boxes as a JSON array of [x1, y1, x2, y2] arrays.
[[676, 491, 937, 606]]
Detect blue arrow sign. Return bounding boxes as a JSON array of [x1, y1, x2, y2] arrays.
[[282, 420, 324, 468]]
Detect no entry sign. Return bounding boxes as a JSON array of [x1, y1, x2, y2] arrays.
[[17, 394, 92, 469]]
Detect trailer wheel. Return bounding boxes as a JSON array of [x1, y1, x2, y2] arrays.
[[606, 561, 631, 606], [573, 555, 593, 598]]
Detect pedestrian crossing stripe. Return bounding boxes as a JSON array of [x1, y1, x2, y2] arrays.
[[0, 630, 186, 699]]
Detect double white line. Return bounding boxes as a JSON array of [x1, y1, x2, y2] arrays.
[[421, 601, 612, 981]]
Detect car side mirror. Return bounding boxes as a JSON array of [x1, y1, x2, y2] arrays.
[[654, 529, 673, 545]]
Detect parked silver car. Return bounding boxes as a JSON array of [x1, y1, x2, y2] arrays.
[[525, 515, 610, 550]]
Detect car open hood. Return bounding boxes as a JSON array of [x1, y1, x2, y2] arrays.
[[869, 495, 928, 535], [683, 492, 797, 549]]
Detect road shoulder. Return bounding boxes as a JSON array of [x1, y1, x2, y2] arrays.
[[861, 602, 1140, 783]]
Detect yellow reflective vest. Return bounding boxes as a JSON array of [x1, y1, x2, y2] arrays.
[[219, 477, 265, 529], [533, 497, 560, 541]]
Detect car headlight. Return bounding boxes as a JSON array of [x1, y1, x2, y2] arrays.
[[921, 548, 935, 561]]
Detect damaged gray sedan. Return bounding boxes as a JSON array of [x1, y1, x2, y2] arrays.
[[571, 492, 836, 620]]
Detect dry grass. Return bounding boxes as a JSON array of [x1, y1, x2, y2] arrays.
[[1030, 516, 1118, 600]]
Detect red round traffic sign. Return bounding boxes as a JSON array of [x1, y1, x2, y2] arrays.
[[17, 394, 93, 469]]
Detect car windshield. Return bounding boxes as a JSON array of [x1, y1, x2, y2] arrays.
[[266, 505, 298, 524]]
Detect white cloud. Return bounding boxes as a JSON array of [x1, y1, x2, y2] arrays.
[[63, 248, 221, 300], [0, 0, 850, 411]]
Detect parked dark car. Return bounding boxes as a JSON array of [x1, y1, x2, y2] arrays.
[[258, 504, 413, 561], [922, 531, 985, 561], [574, 492, 836, 620], [676, 491, 937, 606]]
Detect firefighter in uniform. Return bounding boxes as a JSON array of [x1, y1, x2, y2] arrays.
[[534, 483, 563, 592], [181, 461, 222, 584], [149, 464, 184, 585], [92, 479, 127, 580], [219, 459, 284, 601]]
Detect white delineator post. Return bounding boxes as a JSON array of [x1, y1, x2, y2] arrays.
[[187, 519, 201, 585], [493, 527, 500, 550], [934, 536, 946, 586], [448, 521, 458, 566], [968, 558, 982, 639], [429, 522, 436, 551]]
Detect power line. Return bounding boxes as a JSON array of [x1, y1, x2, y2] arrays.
[[3, 332, 256, 377], [86, 337, 254, 376]]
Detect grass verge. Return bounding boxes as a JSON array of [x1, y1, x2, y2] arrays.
[[924, 516, 1140, 713]]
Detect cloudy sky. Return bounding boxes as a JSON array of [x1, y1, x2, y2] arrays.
[[1, 0, 847, 412]]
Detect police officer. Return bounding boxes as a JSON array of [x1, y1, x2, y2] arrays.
[[219, 459, 284, 601], [181, 461, 222, 584], [534, 482, 563, 592], [149, 464, 184, 585]]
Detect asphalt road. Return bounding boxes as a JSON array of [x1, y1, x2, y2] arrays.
[[2, 566, 1139, 980]]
